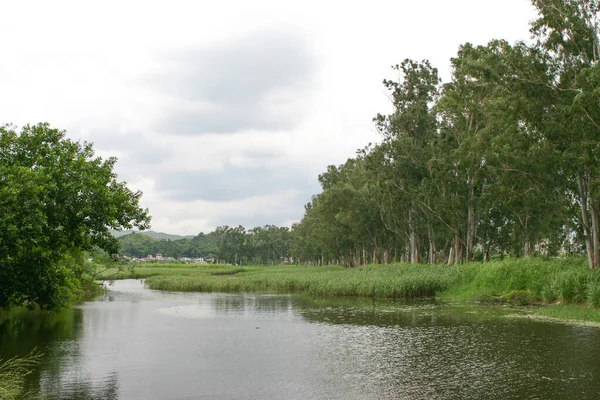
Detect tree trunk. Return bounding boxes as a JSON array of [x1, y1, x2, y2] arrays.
[[412, 234, 420, 264], [578, 172, 595, 269], [465, 176, 476, 263], [409, 209, 417, 264], [428, 225, 436, 264], [454, 231, 461, 265], [591, 197, 600, 269], [447, 247, 454, 265]]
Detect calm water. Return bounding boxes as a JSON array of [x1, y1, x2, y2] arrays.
[[2, 280, 600, 399]]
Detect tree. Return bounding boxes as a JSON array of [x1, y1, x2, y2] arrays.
[[288, 1, 600, 267], [0, 123, 150, 309], [213, 225, 247, 264], [528, 0, 600, 268], [372, 59, 441, 263]]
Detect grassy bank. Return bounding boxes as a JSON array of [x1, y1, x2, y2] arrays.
[[143, 263, 456, 299], [98, 263, 263, 279], [109, 258, 600, 323]]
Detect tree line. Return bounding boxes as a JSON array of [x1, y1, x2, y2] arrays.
[[3, 1, 599, 311], [291, 0, 600, 269], [119, 232, 218, 259], [119, 225, 293, 265], [124, 0, 600, 273]]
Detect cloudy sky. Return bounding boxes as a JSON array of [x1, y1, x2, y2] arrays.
[[1, 0, 537, 235]]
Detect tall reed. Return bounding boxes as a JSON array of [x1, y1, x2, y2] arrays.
[[0, 349, 42, 399], [144, 258, 600, 306]]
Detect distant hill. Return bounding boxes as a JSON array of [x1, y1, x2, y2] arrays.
[[110, 229, 194, 241]]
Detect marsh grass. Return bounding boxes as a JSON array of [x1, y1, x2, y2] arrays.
[[529, 304, 600, 323], [446, 258, 600, 307], [98, 264, 241, 279], [145, 263, 458, 299], [140, 258, 600, 309], [0, 349, 42, 399]]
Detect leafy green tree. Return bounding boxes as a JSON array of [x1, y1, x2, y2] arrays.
[[213, 225, 247, 264], [527, 0, 600, 268], [119, 232, 159, 258], [0, 123, 150, 308], [247, 225, 291, 265], [372, 59, 441, 263]]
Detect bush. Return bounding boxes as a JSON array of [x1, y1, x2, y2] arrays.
[[501, 290, 534, 306]]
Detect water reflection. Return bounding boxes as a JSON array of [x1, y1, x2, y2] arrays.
[[1, 280, 599, 399], [39, 371, 119, 400], [212, 294, 294, 314], [291, 297, 600, 399]]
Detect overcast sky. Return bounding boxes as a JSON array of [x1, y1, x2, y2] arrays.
[[1, 0, 537, 235]]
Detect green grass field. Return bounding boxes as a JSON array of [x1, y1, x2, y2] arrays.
[[101, 258, 600, 323]]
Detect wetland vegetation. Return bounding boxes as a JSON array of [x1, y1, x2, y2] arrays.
[[3, 1, 600, 397], [99, 257, 600, 323]]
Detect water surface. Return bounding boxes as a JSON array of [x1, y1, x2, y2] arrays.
[[2, 280, 600, 399]]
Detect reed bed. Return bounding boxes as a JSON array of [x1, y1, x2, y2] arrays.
[[447, 257, 600, 307], [98, 264, 242, 279], [145, 264, 458, 299], [142, 258, 600, 307]]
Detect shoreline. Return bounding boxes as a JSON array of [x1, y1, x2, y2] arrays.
[[100, 258, 600, 325]]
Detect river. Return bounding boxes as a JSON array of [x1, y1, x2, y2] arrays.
[[1, 280, 600, 399]]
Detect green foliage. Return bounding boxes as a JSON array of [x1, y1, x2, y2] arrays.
[[533, 304, 600, 323], [141, 258, 600, 312], [97, 263, 245, 279], [0, 123, 150, 309], [291, 2, 600, 268], [0, 349, 42, 399], [118, 231, 218, 259], [118, 225, 294, 266], [144, 263, 456, 299], [500, 290, 535, 306]]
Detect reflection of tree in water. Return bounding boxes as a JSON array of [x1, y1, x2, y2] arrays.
[[41, 372, 119, 400], [293, 295, 600, 399], [384, 319, 600, 399], [212, 294, 294, 315], [0, 307, 85, 396], [0, 307, 122, 399], [0, 308, 83, 358]]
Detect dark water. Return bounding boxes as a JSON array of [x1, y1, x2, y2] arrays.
[[2, 280, 600, 399]]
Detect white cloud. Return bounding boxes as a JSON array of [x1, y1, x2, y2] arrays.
[[0, 0, 537, 235]]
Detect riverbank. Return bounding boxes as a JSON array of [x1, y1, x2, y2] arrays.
[[101, 258, 600, 323]]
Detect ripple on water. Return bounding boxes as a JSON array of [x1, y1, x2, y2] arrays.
[[2, 280, 600, 399]]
